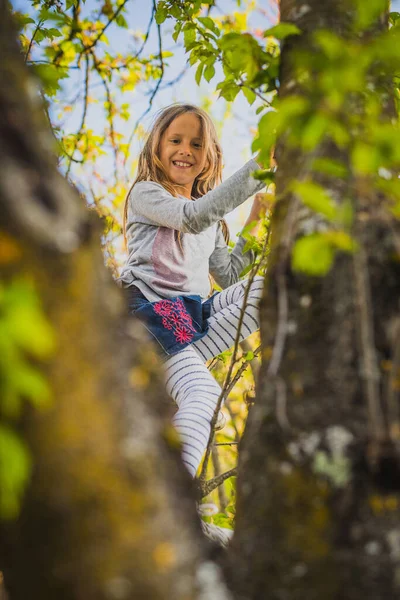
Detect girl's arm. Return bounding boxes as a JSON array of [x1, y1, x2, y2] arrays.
[[129, 159, 265, 234], [209, 224, 255, 289], [209, 192, 271, 288]]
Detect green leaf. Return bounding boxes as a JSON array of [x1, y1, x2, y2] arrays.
[[33, 63, 69, 96], [312, 158, 348, 179], [0, 425, 32, 520], [292, 180, 338, 221], [351, 143, 380, 175], [239, 264, 254, 277], [389, 12, 400, 25], [204, 63, 215, 82], [4, 301, 56, 359], [263, 23, 301, 40], [184, 24, 196, 47], [13, 14, 35, 28], [195, 62, 204, 85], [251, 110, 278, 164], [292, 233, 335, 276], [197, 16, 220, 37], [313, 30, 343, 59], [325, 230, 357, 252], [292, 231, 356, 276], [216, 80, 240, 101], [155, 2, 168, 24], [354, 0, 387, 30], [10, 362, 52, 409], [242, 87, 256, 105], [251, 170, 275, 186], [172, 21, 183, 42], [301, 114, 328, 151], [170, 3, 181, 18], [115, 14, 128, 28]]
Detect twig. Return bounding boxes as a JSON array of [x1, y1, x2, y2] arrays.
[[24, 18, 44, 63], [129, 4, 155, 61], [53, 1, 81, 65], [84, 0, 130, 53], [198, 209, 272, 484], [214, 442, 239, 446], [212, 445, 228, 510], [224, 398, 241, 442], [66, 53, 90, 177], [124, 0, 165, 170], [197, 468, 237, 498]]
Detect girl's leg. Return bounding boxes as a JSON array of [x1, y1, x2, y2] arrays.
[[192, 275, 264, 362], [163, 346, 222, 477], [163, 276, 264, 477]]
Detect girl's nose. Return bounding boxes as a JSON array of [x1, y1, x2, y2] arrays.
[[179, 148, 192, 156]]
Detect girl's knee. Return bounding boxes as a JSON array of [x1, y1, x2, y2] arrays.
[[248, 275, 264, 300]]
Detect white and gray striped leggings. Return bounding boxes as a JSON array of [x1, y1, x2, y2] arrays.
[[162, 276, 264, 477]]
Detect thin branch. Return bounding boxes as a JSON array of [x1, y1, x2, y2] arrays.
[[197, 468, 237, 498], [84, 0, 130, 53], [53, 1, 81, 65], [212, 445, 228, 510], [124, 0, 165, 170], [65, 53, 90, 177], [198, 210, 272, 484], [24, 18, 44, 63], [27, 60, 81, 70], [214, 442, 239, 446], [129, 4, 155, 61]]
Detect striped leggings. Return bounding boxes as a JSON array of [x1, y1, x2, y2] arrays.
[[163, 276, 264, 477]]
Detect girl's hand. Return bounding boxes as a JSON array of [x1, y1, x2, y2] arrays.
[[244, 193, 273, 236], [249, 193, 268, 221]]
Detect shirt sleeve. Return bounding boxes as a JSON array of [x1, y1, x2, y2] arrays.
[[209, 223, 255, 289], [129, 159, 265, 234]]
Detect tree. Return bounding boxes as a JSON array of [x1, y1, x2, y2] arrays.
[[0, 1, 231, 598], [228, 1, 400, 598], [2, 0, 400, 599]]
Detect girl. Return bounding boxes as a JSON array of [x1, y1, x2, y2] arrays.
[[118, 103, 267, 478]]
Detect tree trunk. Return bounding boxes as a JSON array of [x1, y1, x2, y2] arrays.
[[0, 2, 231, 599], [229, 1, 400, 599]]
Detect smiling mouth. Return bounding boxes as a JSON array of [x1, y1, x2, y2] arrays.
[[172, 161, 193, 169]]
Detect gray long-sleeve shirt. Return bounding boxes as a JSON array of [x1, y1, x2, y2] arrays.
[[117, 158, 265, 301]]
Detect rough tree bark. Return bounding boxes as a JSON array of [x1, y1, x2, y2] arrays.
[[0, 2, 232, 599], [229, 1, 400, 599]]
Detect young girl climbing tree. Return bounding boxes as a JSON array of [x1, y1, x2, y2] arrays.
[[118, 103, 269, 478]]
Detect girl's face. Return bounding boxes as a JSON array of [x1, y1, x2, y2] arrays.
[[159, 113, 207, 199]]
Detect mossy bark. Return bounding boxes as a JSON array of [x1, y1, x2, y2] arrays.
[[229, 1, 400, 599]]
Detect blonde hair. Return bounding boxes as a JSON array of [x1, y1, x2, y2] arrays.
[[122, 103, 230, 253]]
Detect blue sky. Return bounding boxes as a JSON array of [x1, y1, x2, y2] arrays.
[[13, 0, 400, 238], [13, 0, 276, 238]]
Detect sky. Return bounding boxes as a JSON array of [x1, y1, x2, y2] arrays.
[[12, 0, 277, 238], [12, 0, 400, 238]]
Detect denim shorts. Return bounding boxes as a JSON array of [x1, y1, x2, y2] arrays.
[[124, 285, 149, 312], [123, 284, 214, 356]]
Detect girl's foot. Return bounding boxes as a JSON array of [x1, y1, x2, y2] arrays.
[[215, 411, 227, 431]]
